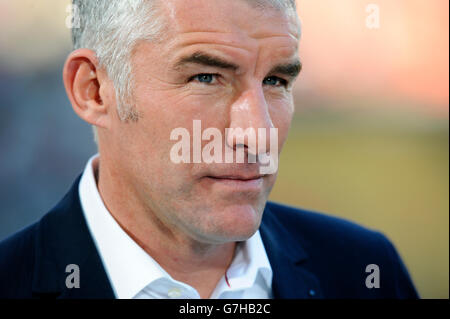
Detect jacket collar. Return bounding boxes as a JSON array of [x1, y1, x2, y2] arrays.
[[31, 175, 322, 299], [32, 175, 115, 299], [260, 205, 323, 299]]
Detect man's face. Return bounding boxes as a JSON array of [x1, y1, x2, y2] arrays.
[[104, 0, 301, 244]]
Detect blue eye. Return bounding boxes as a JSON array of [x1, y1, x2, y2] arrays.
[[191, 74, 215, 84], [263, 76, 287, 87]]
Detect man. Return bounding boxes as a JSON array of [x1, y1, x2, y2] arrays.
[[0, 0, 418, 299]]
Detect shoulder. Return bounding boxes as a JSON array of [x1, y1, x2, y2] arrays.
[[0, 176, 82, 298], [262, 201, 419, 298], [263, 201, 401, 263], [263, 201, 390, 264], [0, 222, 38, 268], [0, 222, 38, 298], [264, 201, 384, 245]]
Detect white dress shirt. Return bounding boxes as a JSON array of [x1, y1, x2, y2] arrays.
[[78, 154, 273, 299]]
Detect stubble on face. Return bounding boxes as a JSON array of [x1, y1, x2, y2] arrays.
[[103, 0, 301, 246]]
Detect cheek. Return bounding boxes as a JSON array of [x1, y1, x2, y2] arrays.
[[136, 83, 232, 127], [269, 99, 294, 146]]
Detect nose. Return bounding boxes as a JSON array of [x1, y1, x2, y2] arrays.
[[226, 86, 274, 157]]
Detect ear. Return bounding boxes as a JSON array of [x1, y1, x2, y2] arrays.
[[63, 49, 112, 129]]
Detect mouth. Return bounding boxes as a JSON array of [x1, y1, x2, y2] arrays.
[[209, 174, 265, 180], [202, 174, 265, 191]]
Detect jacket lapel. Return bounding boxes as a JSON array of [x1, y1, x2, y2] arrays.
[[260, 205, 324, 299], [31, 176, 115, 299]]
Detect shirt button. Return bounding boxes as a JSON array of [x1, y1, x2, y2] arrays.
[[168, 287, 182, 298]]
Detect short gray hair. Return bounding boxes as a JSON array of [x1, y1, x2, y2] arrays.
[[71, 0, 298, 122], [72, 0, 165, 122]]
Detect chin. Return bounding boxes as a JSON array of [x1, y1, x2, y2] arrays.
[[201, 203, 264, 243]]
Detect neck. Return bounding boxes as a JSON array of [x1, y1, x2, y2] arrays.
[[94, 156, 236, 298]]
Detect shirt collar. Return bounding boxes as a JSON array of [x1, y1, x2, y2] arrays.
[[79, 154, 272, 298], [226, 231, 273, 291]]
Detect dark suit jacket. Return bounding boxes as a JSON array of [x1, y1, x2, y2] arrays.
[[0, 176, 419, 299]]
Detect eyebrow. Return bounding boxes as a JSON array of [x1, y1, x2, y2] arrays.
[[174, 51, 302, 78], [269, 60, 302, 78], [174, 52, 239, 71]]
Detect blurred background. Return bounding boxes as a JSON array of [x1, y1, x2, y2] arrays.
[[0, 0, 448, 298]]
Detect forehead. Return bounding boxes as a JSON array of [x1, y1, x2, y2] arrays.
[[160, 0, 300, 48]]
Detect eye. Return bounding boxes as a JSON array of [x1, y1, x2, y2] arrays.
[[263, 76, 288, 87], [189, 73, 218, 84]]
